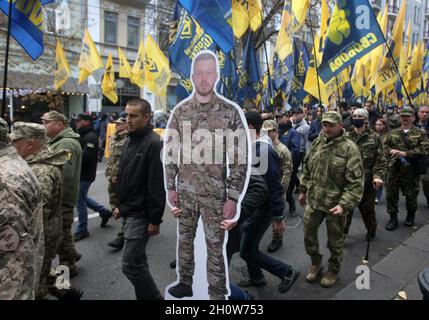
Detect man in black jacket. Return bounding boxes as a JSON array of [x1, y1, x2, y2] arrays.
[[74, 114, 112, 241], [114, 98, 166, 300]]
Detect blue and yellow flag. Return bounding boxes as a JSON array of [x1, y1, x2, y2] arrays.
[[290, 42, 309, 103], [237, 32, 262, 106], [178, 0, 233, 53], [168, 2, 217, 78], [0, 0, 54, 60], [318, 0, 385, 83], [217, 50, 238, 101], [175, 78, 193, 102]]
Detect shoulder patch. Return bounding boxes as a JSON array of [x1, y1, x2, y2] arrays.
[[0, 225, 20, 252]]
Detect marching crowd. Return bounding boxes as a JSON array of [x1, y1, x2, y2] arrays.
[[1, 97, 429, 300]]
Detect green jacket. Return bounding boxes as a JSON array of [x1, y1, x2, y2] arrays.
[[47, 127, 82, 208], [299, 129, 364, 213], [347, 128, 387, 181], [384, 126, 429, 170]]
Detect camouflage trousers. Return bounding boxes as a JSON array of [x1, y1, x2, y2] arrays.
[[107, 180, 118, 210], [304, 205, 347, 274], [386, 165, 420, 217], [37, 214, 63, 299], [345, 179, 377, 234], [178, 193, 227, 300], [271, 191, 287, 242], [57, 206, 76, 270]]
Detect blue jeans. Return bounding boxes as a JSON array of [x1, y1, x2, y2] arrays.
[[76, 180, 108, 233], [240, 208, 292, 280]]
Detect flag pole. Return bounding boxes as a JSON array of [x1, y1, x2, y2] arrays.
[[307, 11, 322, 105], [1, 0, 13, 118], [259, 11, 274, 108], [335, 75, 341, 103]]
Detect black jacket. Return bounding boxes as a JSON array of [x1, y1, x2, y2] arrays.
[[117, 125, 165, 224], [78, 126, 99, 182]]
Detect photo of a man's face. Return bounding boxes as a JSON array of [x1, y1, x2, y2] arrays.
[[191, 56, 218, 98]]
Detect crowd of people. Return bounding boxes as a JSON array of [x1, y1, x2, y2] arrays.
[[1, 82, 429, 299]]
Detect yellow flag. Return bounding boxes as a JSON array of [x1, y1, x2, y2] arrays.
[[145, 34, 171, 96], [369, 6, 388, 88], [375, 0, 407, 93], [402, 21, 413, 86], [232, 0, 249, 38], [275, 0, 310, 61], [101, 54, 118, 104], [407, 41, 424, 97], [303, 0, 329, 104], [118, 47, 132, 79], [54, 41, 71, 90], [131, 39, 145, 88], [248, 0, 262, 32], [78, 29, 103, 84]]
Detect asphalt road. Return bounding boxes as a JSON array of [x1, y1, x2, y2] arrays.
[[66, 162, 429, 300]]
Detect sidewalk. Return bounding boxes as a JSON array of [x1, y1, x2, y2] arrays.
[[334, 223, 429, 300]]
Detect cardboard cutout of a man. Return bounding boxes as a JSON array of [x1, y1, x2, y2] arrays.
[[164, 51, 251, 300]]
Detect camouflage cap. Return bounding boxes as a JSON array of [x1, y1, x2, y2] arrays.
[[0, 117, 9, 143], [353, 108, 369, 119], [9, 122, 46, 142], [41, 111, 69, 125], [321, 111, 342, 124], [262, 119, 279, 131], [399, 106, 414, 116]]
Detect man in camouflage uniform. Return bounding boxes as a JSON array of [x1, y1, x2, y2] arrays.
[[262, 120, 293, 253], [345, 109, 386, 241], [41, 111, 82, 276], [384, 107, 429, 230], [10, 122, 68, 299], [0, 118, 44, 299], [105, 117, 127, 249], [164, 52, 250, 300], [299, 112, 364, 288]]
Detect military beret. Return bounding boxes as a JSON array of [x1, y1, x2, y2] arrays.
[[399, 106, 414, 116], [262, 119, 278, 131], [77, 113, 92, 121], [322, 111, 342, 124], [9, 122, 46, 142], [41, 111, 69, 125], [353, 108, 369, 119], [0, 117, 9, 143]]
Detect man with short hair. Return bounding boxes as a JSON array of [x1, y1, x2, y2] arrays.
[[164, 52, 250, 300], [0, 118, 44, 299], [345, 109, 386, 240], [262, 120, 292, 252], [115, 98, 166, 300], [10, 122, 69, 299], [299, 111, 364, 288], [384, 107, 429, 230], [74, 113, 112, 241], [42, 111, 81, 276]]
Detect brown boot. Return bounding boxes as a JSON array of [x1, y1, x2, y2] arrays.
[[320, 271, 338, 288], [305, 265, 323, 283]]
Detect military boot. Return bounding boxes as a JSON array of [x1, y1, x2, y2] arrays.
[[320, 272, 338, 288], [404, 213, 415, 227], [385, 214, 398, 231], [305, 264, 323, 283], [168, 282, 193, 298]]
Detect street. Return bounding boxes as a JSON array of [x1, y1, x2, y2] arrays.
[[67, 162, 429, 300]]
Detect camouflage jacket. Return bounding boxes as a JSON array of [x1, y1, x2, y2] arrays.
[[105, 130, 127, 180], [273, 141, 292, 189], [383, 126, 429, 169], [347, 128, 387, 181], [164, 94, 250, 201], [26, 148, 68, 241], [299, 129, 364, 213], [0, 145, 44, 300]]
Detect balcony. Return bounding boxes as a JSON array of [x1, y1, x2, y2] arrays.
[[388, 5, 399, 16]]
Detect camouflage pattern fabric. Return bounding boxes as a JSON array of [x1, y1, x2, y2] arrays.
[[57, 207, 75, 270], [25, 148, 68, 299], [384, 127, 429, 217], [0, 146, 44, 300], [105, 131, 127, 209]]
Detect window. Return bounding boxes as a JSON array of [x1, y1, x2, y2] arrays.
[[128, 16, 140, 48], [104, 11, 118, 44]]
